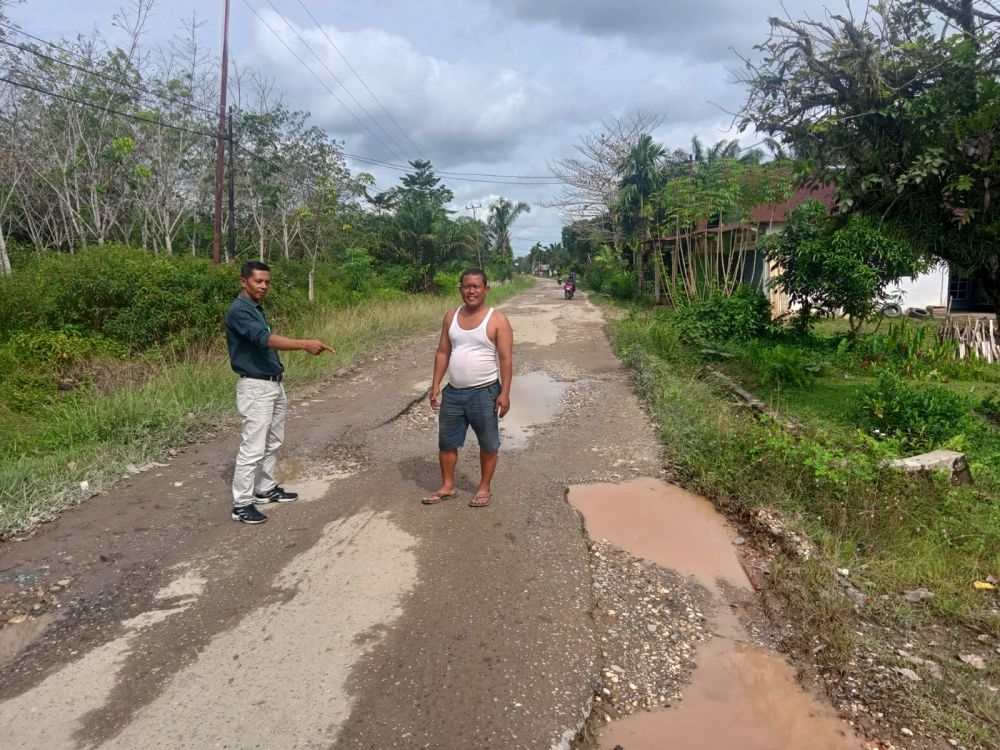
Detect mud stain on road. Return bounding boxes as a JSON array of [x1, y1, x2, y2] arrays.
[[502, 371, 567, 450], [0, 613, 55, 671], [277, 457, 362, 503], [568, 479, 863, 750]]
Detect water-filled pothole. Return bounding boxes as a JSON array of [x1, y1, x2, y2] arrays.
[[568, 479, 863, 750], [569, 478, 749, 592], [501, 371, 566, 450]]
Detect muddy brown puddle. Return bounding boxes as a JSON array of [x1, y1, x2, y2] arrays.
[[501, 371, 566, 450], [569, 478, 863, 750]]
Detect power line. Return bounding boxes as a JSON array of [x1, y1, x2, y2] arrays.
[[241, 0, 407, 162], [260, 0, 410, 162], [0, 23, 216, 117], [0, 73, 218, 138], [342, 151, 558, 180], [0, 72, 557, 190], [292, 0, 422, 156], [3, 20, 560, 186], [345, 153, 562, 185]]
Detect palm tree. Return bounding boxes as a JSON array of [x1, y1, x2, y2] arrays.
[[487, 197, 530, 280], [616, 133, 666, 296]]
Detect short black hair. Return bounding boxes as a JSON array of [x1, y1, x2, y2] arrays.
[[460, 268, 488, 286], [240, 260, 270, 279]]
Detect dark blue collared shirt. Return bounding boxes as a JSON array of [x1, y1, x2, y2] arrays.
[[224, 294, 284, 378]]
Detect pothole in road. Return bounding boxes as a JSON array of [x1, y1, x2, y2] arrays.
[[506, 308, 560, 346], [501, 371, 566, 450], [276, 450, 368, 503], [568, 478, 864, 750]]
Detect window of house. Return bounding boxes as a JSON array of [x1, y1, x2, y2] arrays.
[[949, 277, 970, 301]]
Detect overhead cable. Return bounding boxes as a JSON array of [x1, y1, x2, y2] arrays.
[[261, 0, 410, 162], [0, 23, 216, 117], [346, 153, 562, 184], [241, 0, 408, 162], [293, 0, 422, 156], [0, 73, 218, 138]]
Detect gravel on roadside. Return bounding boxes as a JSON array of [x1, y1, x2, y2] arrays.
[[578, 540, 711, 739]]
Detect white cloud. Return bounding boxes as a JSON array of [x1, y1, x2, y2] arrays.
[[251, 11, 559, 164]]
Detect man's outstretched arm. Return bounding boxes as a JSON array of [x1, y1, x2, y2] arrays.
[[267, 334, 333, 356]]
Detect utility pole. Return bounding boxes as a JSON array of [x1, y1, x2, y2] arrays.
[[212, 0, 232, 265], [227, 107, 236, 261], [466, 202, 483, 268]]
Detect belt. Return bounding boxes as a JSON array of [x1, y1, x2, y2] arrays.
[[240, 373, 283, 382], [446, 379, 498, 391]]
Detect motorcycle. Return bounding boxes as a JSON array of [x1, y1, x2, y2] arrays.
[[563, 281, 576, 300]]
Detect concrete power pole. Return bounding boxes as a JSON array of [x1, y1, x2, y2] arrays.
[[466, 203, 483, 268], [212, 0, 232, 264]]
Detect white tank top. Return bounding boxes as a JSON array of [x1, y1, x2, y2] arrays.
[[447, 307, 499, 388]]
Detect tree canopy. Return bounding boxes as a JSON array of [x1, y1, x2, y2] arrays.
[[738, 0, 1000, 306]]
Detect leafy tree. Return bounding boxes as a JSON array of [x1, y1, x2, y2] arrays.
[[373, 161, 460, 290], [761, 200, 924, 335], [374, 158, 454, 211], [656, 159, 793, 302], [738, 0, 1000, 315]]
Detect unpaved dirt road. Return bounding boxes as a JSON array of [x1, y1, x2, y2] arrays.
[[0, 280, 667, 749]]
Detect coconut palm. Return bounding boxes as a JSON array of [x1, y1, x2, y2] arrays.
[[487, 197, 530, 280], [616, 133, 667, 294]]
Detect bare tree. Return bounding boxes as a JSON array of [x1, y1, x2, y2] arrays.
[[134, 13, 215, 255], [545, 112, 662, 253]]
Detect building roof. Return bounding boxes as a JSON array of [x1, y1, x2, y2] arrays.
[[649, 180, 838, 243], [749, 182, 836, 224]]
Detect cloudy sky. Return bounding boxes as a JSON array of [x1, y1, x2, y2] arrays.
[[7, 0, 854, 255]]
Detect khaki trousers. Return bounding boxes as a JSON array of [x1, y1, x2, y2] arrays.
[[232, 378, 287, 507]]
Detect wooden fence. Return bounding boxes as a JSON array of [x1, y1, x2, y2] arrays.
[[940, 316, 1000, 362]]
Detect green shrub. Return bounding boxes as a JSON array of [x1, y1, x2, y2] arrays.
[[432, 270, 461, 294], [601, 270, 638, 300], [0, 330, 126, 412], [335, 247, 377, 292], [675, 285, 772, 344], [744, 342, 820, 390], [0, 247, 246, 350], [847, 321, 958, 371], [378, 264, 423, 291], [857, 369, 971, 451], [583, 246, 636, 300]]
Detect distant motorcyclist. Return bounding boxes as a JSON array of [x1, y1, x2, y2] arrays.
[[563, 272, 576, 300]]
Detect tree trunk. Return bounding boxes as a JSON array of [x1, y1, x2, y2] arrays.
[[978, 258, 1000, 327], [309, 250, 318, 303], [653, 244, 662, 305], [0, 223, 12, 277], [635, 240, 644, 295]]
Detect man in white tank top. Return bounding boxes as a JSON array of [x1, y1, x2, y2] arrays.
[[424, 269, 513, 507]]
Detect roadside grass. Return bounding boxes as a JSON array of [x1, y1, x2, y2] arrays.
[[0, 277, 532, 538], [609, 310, 1000, 748]]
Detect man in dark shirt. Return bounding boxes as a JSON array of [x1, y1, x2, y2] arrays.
[[225, 261, 333, 525]]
